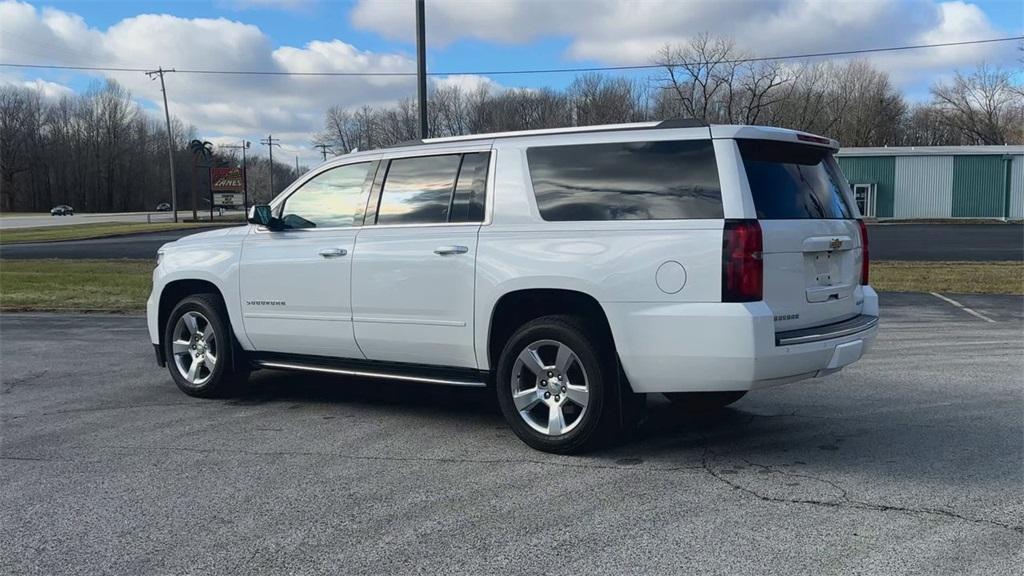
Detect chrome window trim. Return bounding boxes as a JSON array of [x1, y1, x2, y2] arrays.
[[255, 147, 494, 234]]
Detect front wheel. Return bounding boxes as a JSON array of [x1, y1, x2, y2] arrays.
[[495, 315, 614, 454], [163, 293, 247, 398]]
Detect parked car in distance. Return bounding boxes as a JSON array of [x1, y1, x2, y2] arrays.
[[147, 120, 878, 454], [50, 205, 74, 216], [156, 203, 171, 212]]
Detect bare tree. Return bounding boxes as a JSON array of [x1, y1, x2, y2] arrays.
[[930, 64, 1024, 145], [0, 87, 46, 211]]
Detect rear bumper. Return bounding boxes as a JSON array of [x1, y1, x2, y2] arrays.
[[775, 314, 877, 346], [605, 286, 879, 393]]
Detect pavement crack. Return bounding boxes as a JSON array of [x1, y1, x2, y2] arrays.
[[2, 369, 48, 393], [700, 443, 1022, 535]]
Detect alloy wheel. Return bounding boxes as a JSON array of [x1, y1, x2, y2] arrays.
[[171, 311, 217, 386], [510, 339, 590, 436]]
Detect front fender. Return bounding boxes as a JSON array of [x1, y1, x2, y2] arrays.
[[147, 241, 252, 350]]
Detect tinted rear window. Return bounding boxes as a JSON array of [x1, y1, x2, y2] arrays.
[[376, 155, 462, 225], [739, 140, 853, 219], [527, 140, 722, 221]]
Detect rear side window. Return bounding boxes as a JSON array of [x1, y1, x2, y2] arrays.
[[373, 152, 489, 225], [376, 155, 462, 225], [449, 152, 488, 223], [738, 140, 853, 219], [526, 140, 722, 221]]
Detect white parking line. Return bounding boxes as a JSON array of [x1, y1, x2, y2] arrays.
[[930, 292, 997, 323]]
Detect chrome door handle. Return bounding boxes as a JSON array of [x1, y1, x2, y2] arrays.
[[318, 248, 347, 258], [434, 245, 469, 256]]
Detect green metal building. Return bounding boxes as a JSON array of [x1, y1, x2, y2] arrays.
[[836, 146, 1024, 220]]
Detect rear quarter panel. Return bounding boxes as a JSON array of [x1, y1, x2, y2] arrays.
[[474, 142, 726, 370]]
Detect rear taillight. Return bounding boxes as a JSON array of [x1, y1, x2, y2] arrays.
[[857, 219, 870, 285], [722, 219, 763, 302]]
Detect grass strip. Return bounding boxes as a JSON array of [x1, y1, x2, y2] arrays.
[[1, 259, 152, 312], [871, 261, 1022, 295]]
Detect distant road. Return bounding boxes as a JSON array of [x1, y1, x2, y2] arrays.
[[0, 223, 1020, 261], [0, 210, 242, 230], [0, 227, 237, 259], [869, 223, 1022, 261]]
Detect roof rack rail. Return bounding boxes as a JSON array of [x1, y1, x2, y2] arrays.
[[374, 119, 709, 150], [384, 139, 424, 149], [656, 117, 707, 128]]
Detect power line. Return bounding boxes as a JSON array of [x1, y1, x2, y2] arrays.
[[1, 36, 1020, 77]]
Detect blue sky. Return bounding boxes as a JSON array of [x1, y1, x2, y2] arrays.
[[1, 0, 1021, 163]]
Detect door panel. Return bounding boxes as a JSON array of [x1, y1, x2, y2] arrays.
[[239, 229, 363, 358], [351, 225, 480, 368], [237, 160, 375, 358]]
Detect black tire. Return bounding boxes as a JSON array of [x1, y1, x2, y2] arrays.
[[163, 293, 247, 398], [663, 391, 747, 413], [495, 315, 615, 454]]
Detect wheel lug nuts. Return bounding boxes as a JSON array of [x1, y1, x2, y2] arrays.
[[561, 386, 566, 393], [544, 392, 550, 399], [547, 371, 553, 377], [554, 395, 561, 401]]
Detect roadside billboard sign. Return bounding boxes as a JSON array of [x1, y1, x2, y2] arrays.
[[211, 167, 244, 208]]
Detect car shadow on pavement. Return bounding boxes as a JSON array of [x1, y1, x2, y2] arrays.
[[238, 369, 500, 416], [232, 369, 1019, 491]]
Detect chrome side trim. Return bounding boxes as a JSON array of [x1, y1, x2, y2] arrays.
[[254, 360, 486, 387], [352, 316, 466, 327], [775, 315, 878, 346]]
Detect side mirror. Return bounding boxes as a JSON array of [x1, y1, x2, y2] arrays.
[[248, 204, 281, 229]]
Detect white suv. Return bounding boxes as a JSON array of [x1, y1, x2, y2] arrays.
[[148, 120, 878, 453]]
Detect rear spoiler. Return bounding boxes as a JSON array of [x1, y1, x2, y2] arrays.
[[710, 125, 840, 151]]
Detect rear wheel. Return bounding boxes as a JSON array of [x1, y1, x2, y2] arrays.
[[496, 315, 613, 454], [664, 391, 747, 413], [163, 293, 247, 398]]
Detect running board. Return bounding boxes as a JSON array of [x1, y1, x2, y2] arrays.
[[253, 359, 488, 387]]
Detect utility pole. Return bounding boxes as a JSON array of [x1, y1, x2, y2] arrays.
[[295, 155, 300, 174], [314, 143, 330, 161], [146, 67, 178, 222], [260, 135, 281, 197], [416, 0, 428, 138], [222, 140, 251, 212]]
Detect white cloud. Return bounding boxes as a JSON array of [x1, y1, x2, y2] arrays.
[[351, 0, 1015, 85], [432, 74, 501, 93], [0, 71, 75, 100], [0, 0, 418, 165]]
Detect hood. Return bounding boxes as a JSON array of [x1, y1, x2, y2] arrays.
[[163, 224, 248, 249]]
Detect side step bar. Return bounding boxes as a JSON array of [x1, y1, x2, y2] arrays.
[[775, 314, 878, 346], [253, 359, 488, 387]]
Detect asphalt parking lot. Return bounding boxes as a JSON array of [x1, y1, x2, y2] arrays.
[[1, 292, 1022, 575]]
